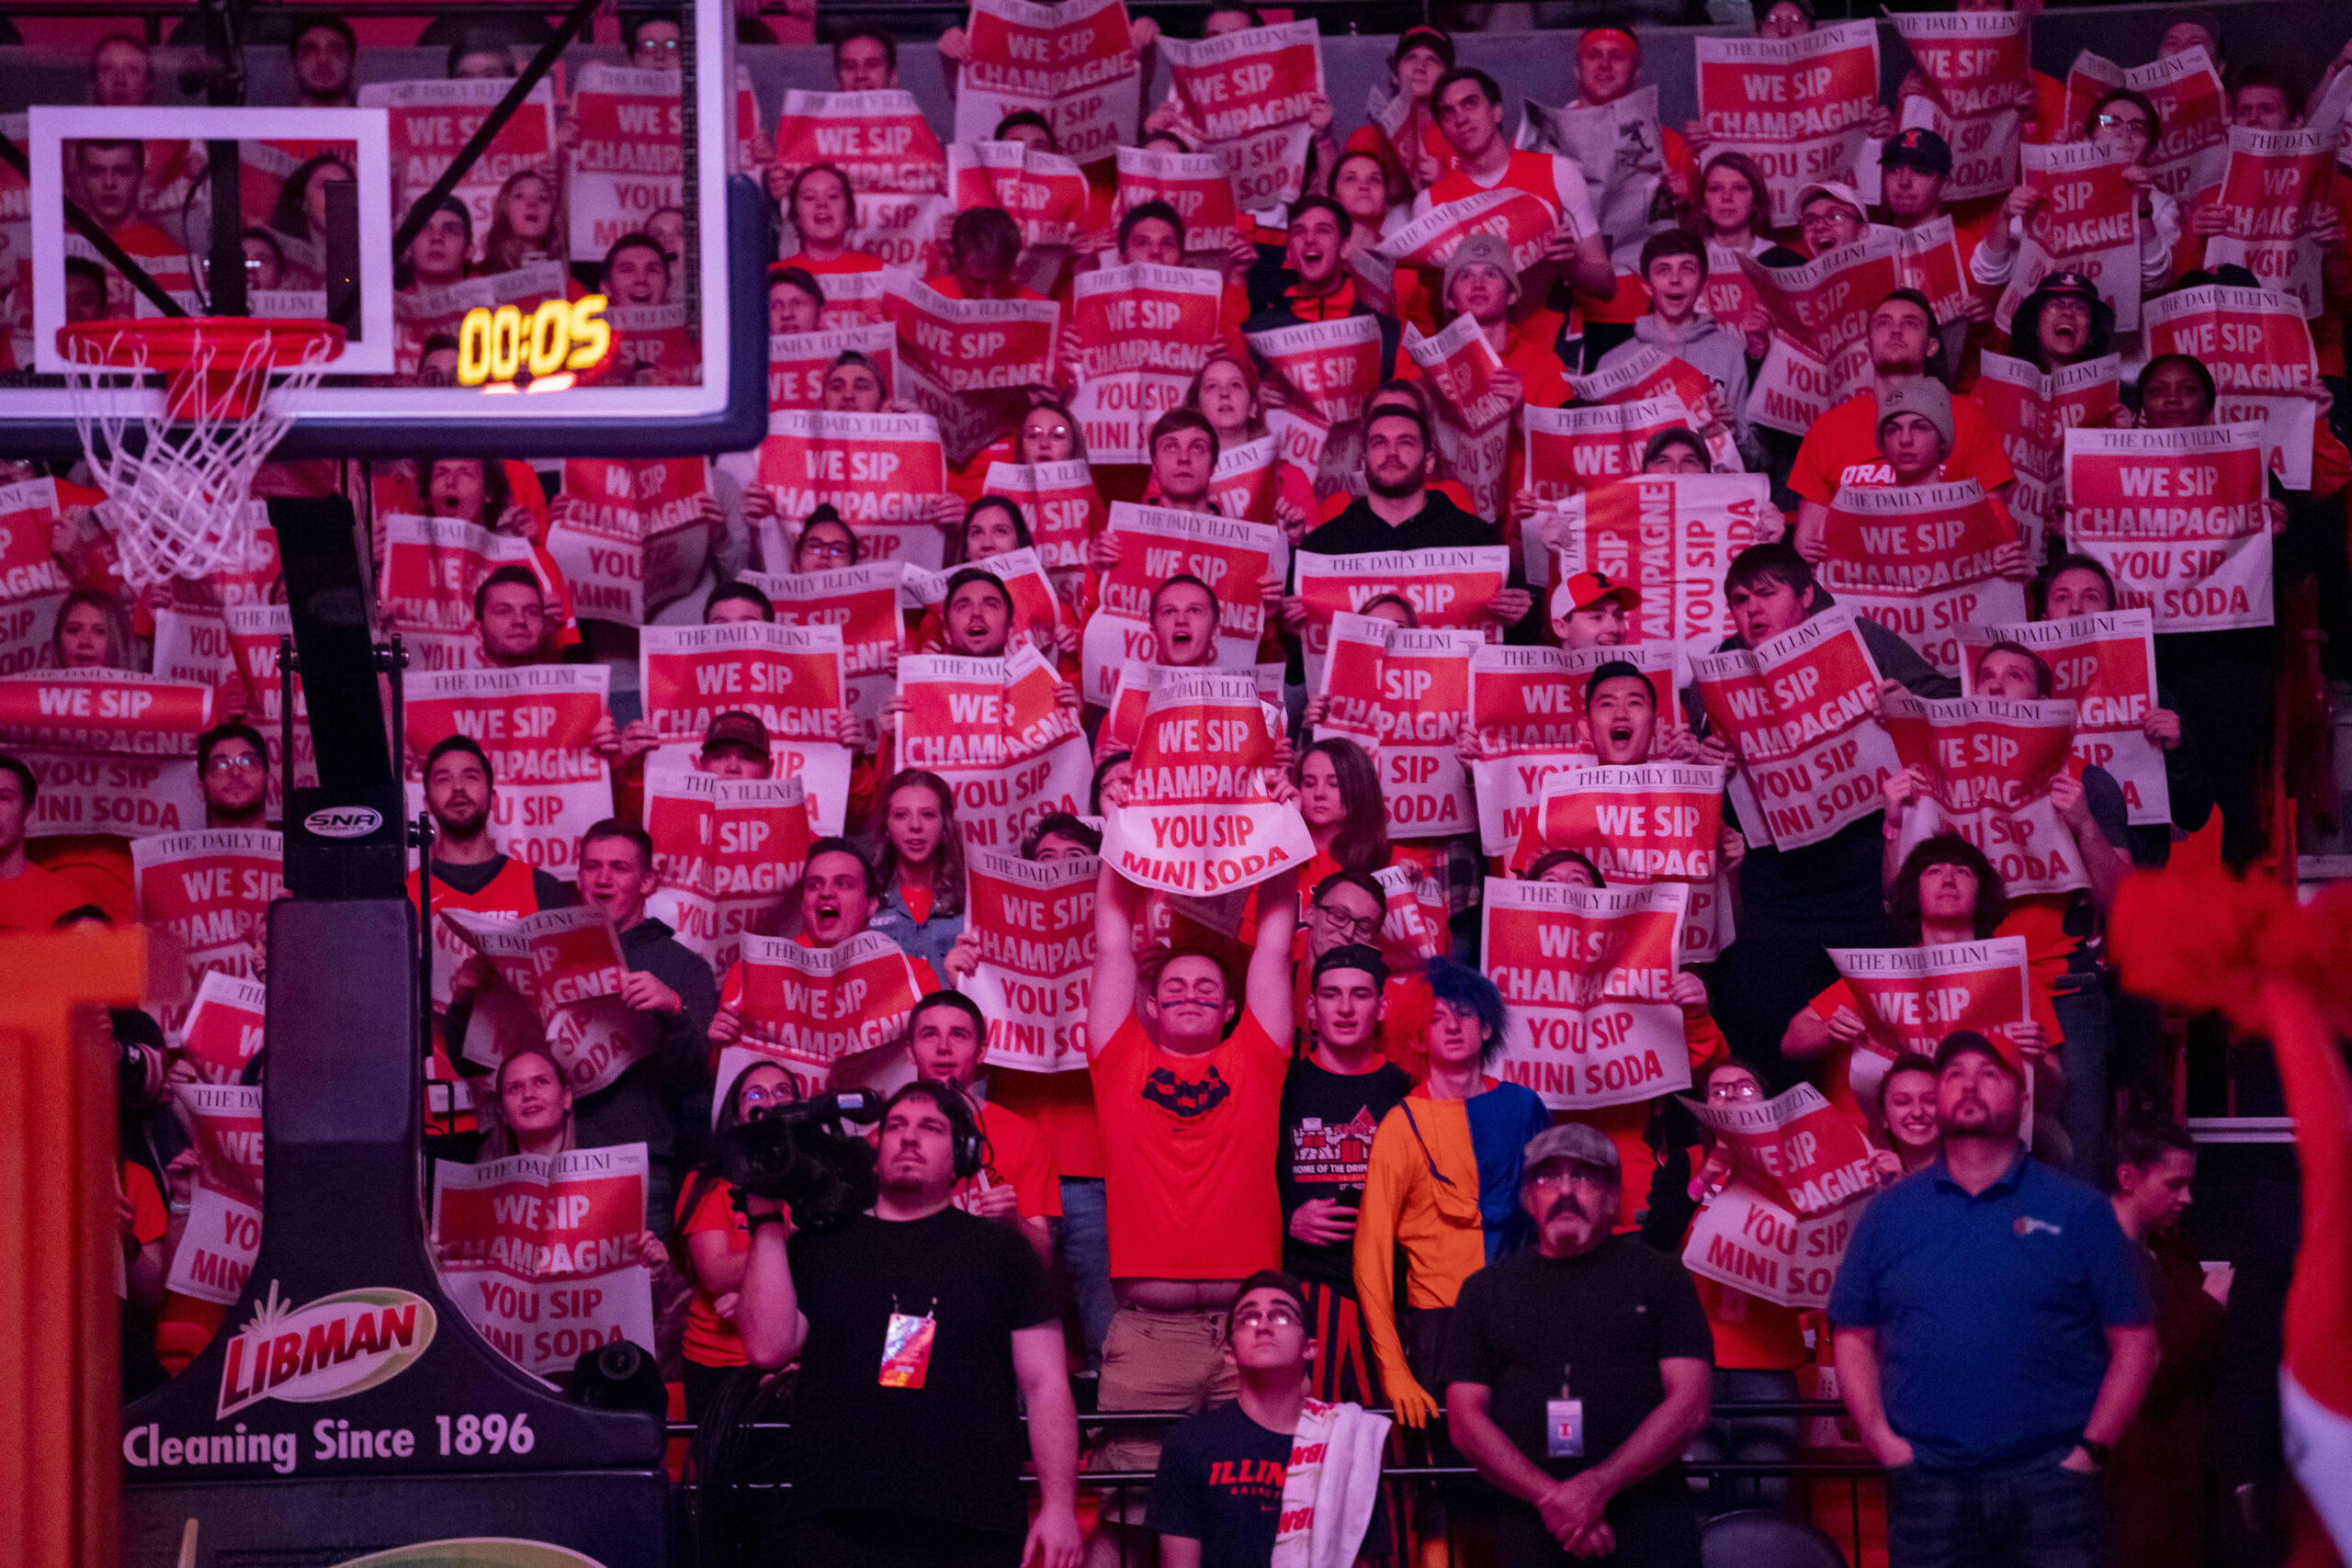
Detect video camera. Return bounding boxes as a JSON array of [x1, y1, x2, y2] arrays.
[[715, 1089, 881, 1231]]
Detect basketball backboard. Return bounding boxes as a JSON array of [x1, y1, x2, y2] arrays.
[[0, 0, 763, 459]]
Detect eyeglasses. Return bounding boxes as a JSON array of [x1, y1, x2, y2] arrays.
[[1527, 1166, 1612, 1193], [741, 1083, 795, 1107], [1233, 1305, 1302, 1330], [206, 754, 264, 773], [2093, 113, 2151, 133], [799, 536, 853, 561], [1709, 1079, 1762, 1101], [1313, 905, 1383, 941]]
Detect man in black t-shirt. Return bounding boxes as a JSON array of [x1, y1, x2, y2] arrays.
[[1442, 1123, 1713, 1568], [1149, 1270, 1392, 1568], [738, 1081, 1082, 1568], [1277, 943, 1414, 1405]]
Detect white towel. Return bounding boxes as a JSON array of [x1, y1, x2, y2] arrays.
[[1271, 1398, 1395, 1568]]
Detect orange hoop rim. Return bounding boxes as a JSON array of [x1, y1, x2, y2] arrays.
[[57, 317, 345, 421]]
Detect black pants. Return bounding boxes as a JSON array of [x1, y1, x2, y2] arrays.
[[779, 1510, 1023, 1568]]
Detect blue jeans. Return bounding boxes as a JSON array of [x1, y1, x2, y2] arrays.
[[1885, 1462, 2109, 1568], [2052, 981, 2113, 1184], [1057, 1176, 1114, 1367]]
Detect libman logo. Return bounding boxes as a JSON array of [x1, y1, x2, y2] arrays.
[[218, 1281, 437, 1419]]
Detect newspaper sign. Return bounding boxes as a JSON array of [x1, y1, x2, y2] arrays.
[[638, 622, 852, 830], [1159, 21, 1325, 210], [965, 848, 1095, 1074], [1311, 616, 1481, 839], [755, 410, 949, 567], [1522, 393, 1716, 503], [1244, 313, 1387, 425], [1817, 479, 2027, 677], [361, 77, 558, 252], [1694, 23, 1883, 225], [953, 0, 1142, 165], [1101, 668, 1311, 895], [433, 1145, 653, 1377], [164, 1083, 265, 1306], [177, 969, 269, 1080], [1880, 693, 2089, 897], [1482, 877, 1692, 1111], [1516, 84, 1670, 273], [2142, 285, 2324, 490], [403, 665, 611, 875], [544, 457, 712, 624], [0, 668, 210, 840], [1959, 610, 2169, 826], [1292, 546, 1508, 690], [1068, 263, 1227, 461], [982, 459, 1102, 581], [568, 63, 685, 262], [769, 321, 898, 412], [1542, 472, 1775, 677], [729, 930, 930, 1079], [1080, 503, 1285, 704], [897, 648, 1092, 851], [643, 768, 813, 976], [2062, 423, 2273, 632], [2064, 46, 2227, 201], [771, 88, 945, 194], [1535, 762, 1734, 962], [1996, 140, 2143, 333], [2200, 126, 2336, 317], [1114, 146, 1241, 260], [441, 906, 653, 1097], [1828, 936, 2039, 1076], [1689, 605, 1897, 850], [132, 829, 282, 994], [1888, 11, 2028, 201], [1679, 1079, 1878, 1309], [1973, 352, 2123, 538], [0, 479, 70, 674]]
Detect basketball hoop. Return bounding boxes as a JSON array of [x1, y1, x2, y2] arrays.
[[58, 317, 344, 589]]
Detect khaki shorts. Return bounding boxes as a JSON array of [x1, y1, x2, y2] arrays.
[[1090, 1304, 1241, 1521]]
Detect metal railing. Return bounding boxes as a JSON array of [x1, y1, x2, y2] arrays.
[[665, 1399, 1890, 1567]]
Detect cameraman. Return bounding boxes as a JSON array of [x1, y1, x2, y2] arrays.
[[740, 1080, 1083, 1568]]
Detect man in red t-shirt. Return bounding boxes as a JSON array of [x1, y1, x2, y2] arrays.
[[1082, 859, 1298, 1534], [0, 754, 95, 931], [1789, 288, 2015, 557], [909, 989, 1060, 1265]]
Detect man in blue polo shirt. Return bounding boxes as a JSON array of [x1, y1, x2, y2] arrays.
[[1828, 1031, 2157, 1568]]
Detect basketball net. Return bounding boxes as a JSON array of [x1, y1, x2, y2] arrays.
[[59, 320, 341, 590]]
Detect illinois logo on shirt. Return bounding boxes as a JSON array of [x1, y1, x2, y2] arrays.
[[1143, 1064, 1232, 1119], [2014, 1215, 2064, 1238]]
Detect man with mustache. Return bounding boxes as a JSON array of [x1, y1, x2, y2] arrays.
[[1442, 1122, 1714, 1565], [1830, 1031, 2159, 1568]]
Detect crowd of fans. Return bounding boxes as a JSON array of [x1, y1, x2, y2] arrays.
[[4, 6, 2350, 1568]]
